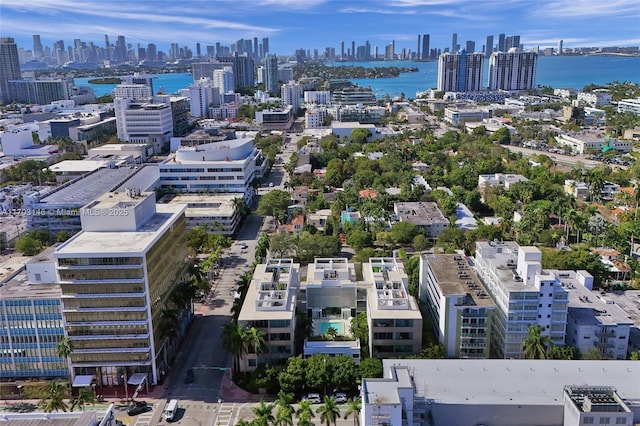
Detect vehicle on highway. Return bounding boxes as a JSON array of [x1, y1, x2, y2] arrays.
[[332, 392, 348, 404], [185, 368, 194, 384], [302, 393, 321, 404], [127, 400, 149, 416], [165, 399, 179, 421]]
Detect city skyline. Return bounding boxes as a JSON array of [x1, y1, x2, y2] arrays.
[[2, 0, 639, 57]]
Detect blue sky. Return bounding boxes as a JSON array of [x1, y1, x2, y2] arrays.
[[2, 0, 639, 55]]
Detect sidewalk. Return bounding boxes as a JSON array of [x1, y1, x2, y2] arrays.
[[219, 369, 265, 402]]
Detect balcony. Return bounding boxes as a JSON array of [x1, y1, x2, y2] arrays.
[[595, 329, 616, 338], [595, 341, 615, 349]]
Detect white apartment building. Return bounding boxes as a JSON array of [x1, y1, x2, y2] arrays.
[[419, 253, 496, 358], [393, 202, 449, 238], [555, 132, 633, 154], [478, 173, 529, 201], [558, 270, 632, 359], [437, 51, 485, 92], [238, 259, 299, 372], [281, 81, 303, 113], [364, 258, 422, 358], [159, 137, 267, 203], [112, 84, 152, 100], [474, 241, 570, 358], [305, 108, 327, 129], [213, 67, 234, 94], [114, 98, 173, 153], [304, 91, 331, 105], [488, 50, 538, 91], [617, 98, 640, 115], [159, 193, 241, 235], [577, 89, 612, 107], [188, 78, 220, 118], [302, 258, 361, 361], [55, 191, 188, 386]]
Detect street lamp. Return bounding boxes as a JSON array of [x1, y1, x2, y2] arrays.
[[16, 385, 23, 401]]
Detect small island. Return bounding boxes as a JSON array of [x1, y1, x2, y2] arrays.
[[87, 77, 122, 84], [294, 63, 419, 80]]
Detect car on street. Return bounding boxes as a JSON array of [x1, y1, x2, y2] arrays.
[[332, 392, 348, 404], [302, 393, 321, 404], [185, 368, 194, 384], [127, 401, 149, 416]]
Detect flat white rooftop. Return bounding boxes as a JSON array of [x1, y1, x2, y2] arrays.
[[55, 204, 185, 255], [368, 359, 639, 406]]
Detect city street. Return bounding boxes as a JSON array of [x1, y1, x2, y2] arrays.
[[117, 214, 266, 426]]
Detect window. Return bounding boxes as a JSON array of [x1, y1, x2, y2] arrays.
[[583, 418, 594, 424], [599, 418, 610, 424], [615, 418, 627, 425]]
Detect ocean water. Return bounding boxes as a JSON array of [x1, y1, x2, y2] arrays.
[[75, 55, 640, 99]]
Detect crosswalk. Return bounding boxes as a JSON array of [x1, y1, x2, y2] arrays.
[[132, 410, 154, 426]]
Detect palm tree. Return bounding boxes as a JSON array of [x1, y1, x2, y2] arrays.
[[56, 336, 74, 380], [274, 390, 295, 426], [316, 396, 341, 426], [222, 321, 249, 374], [522, 325, 550, 360], [252, 400, 275, 426], [343, 398, 361, 426], [295, 400, 315, 426], [236, 420, 252, 426], [39, 380, 69, 413], [71, 387, 96, 411], [248, 326, 267, 352], [325, 326, 339, 340]]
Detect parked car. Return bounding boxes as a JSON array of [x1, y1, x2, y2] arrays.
[[302, 393, 321, 404], [185, 368, 194, 384], [127, 401, 148, 416], [332, 392, 348, 404]]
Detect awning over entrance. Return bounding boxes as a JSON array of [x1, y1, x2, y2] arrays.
[[72, 375, 94, 387], [127, 373, 147, 386]]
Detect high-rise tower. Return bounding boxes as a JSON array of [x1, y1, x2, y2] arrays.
[[437, 50, 485, 92], [422, 34, 430, 60], [452, 33, 458, 53], [488, 51, 538, 90], [33, 35, 44, 58], [498, 33, 506, 52], [485, 35, 494, 58], [0, 37, 21, 104], [264, 54, 279, 96]]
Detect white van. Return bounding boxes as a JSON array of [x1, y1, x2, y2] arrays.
[[164, 399, 179, 421]]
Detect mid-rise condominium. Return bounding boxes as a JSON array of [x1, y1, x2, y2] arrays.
[[0, 37, 21, 104], [55, 191, 189, 386]]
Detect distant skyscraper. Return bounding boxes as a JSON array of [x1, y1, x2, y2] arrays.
[[351, 41, 355, 60], [498, 33, 506, 52], [422, 34, 430, 60], [557, 40, 563, 56], [505, 35, 520, 52], [437, 50, 485, 92], [385, 41, 395, 60], [465, 40, 476, 53], [452, 33, 458, 53], [417, 35, 421, 59], [264, 54, 279, 96], [147, 43, 157, 61], [340, 41, 345, 60], [262, 37, 269, 57], [232, 54, 255, 89], [196, 43, 201, 57], [485, 35, 494, 58], [0, 37, 21, 104], [488, 51, 538, 90], [32, 35, 44, 58], [253, 37, 258, 59]]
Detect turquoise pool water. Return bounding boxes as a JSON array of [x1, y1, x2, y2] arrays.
[[318, 320, 345, 335]]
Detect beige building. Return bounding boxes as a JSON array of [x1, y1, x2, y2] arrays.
[[237, 259, 299, 371], [159, 193, 241, 234], [364, 258, 422, 358]]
